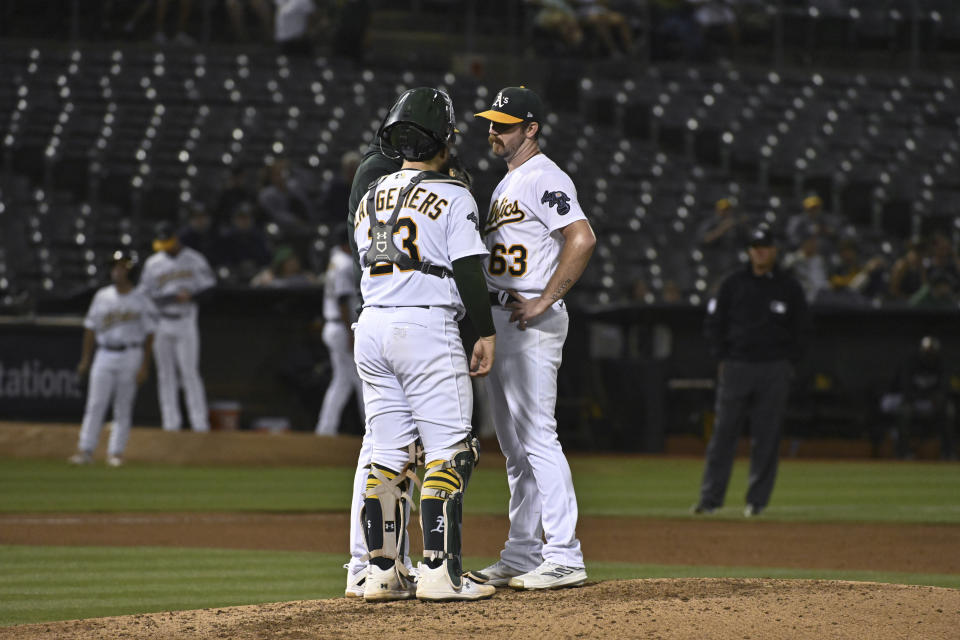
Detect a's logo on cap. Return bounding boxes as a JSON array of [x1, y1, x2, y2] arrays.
[[492, 92, 509, 108]]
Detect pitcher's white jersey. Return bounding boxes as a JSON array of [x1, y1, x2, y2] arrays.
[[138, 247, 216, 318], [482, 153, 586, 294], [84, 286, 158, 346], [323, 245, 358, 322], [354, 169, 487, 313]]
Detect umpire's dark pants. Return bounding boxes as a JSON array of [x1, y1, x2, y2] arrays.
[[698, 359, 793, 511]]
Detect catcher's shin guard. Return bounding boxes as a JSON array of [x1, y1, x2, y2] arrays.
[[420, 437, 479, 588], [361, 459, 419, 577]]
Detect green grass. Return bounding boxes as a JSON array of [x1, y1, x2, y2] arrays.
[[2, 546, 958, 627], [1, 456, 958, 627], [0, 546, 342, 627], [1, 458, 958, 523]]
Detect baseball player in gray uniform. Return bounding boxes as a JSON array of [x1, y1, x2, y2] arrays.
[[138, 222, 216, 432], [352, 87, 497, 602], [315, 228, 365, 436], [70, 251, 157, 466], [468, 86, 596, 590]]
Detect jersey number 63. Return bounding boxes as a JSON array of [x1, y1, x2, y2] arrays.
[[488, 243, 528, 277]]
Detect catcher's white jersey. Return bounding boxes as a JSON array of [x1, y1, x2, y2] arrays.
[[322, 245, 357, 322], [84, 286, 158, 346], [138, 247, 216, 319], [354, 169, 488, 312], [482, 153, 587, 294]]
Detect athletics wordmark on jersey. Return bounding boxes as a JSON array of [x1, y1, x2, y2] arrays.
[[100, 310, 144, 331], [484, 196, 525, 236], [155, 269, 198, 288]]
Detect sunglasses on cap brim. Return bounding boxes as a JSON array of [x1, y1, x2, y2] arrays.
[[490, 120, 528, 134]]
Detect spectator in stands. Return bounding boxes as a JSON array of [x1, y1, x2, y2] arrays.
[[216, 203, 272, 284], [924, 232, 960, 296], [661, 279, 684, 303], [251, 245, 319, 288], [258, 157, 316, 239], [574, 0, 635, 58], [697, 197, 748, 275], [226, 0, 274, 43], [825, 238, 887, 305], [786, 195, 837, 250], [651, 0, 704, 61], [179, 204, 220, 264], [691, 0, 739, 60], [212, 166, 256, 232], [318, 151, 362, 226], [909, 272, 958, 309], [630, 277, 656, 304], [274, 0, 319, 56], [887, 336, 957, 460], [331, 0, 372, 63], [527, 0, 585, 56], [889, 240, 927, 302], [783, 234, 829, 303]]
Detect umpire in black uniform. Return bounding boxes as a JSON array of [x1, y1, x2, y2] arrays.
[[693, 224, 808, 517]]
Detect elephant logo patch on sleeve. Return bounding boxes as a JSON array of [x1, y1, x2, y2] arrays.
[[541, 190, 571, 215]]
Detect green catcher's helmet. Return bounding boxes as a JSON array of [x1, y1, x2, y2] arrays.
[[379, 87, 457, 162]]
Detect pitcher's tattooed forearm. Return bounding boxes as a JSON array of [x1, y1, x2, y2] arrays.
[[550, 279, 572, 302]]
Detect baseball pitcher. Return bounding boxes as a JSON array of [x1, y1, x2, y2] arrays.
[[469, 86, 596, 590]]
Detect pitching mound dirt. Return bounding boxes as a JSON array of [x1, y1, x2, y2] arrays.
[[2, 578, 958, 640]]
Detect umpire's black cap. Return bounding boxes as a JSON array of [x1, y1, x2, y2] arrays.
[[475, 86, 544, 125], [748, 224, 776, 247]]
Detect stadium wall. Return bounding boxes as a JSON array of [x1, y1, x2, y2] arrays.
[[3, 292, 958, 454]]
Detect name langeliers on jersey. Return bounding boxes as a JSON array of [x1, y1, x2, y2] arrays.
[[354, 182, 450, 228], [355, 170, 487, 311]]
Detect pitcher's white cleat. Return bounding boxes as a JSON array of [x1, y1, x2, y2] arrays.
[[508, 561, 587, 590], [464, 559, 525, 587]]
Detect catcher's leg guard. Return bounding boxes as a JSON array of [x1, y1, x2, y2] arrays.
[[362, 462, 417, 572], [420, 437, 479, 589]]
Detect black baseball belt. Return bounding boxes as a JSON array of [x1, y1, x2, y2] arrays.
[[488, 291, 520, 307], [101, 343, 143, 352]]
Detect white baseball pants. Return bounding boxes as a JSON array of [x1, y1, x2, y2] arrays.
[[315, 322, 364, 435], [354, 305, 473, 470], [153, 315, 209, 432], [485, 302, 585, 570], [78, 349, 142, 456]]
